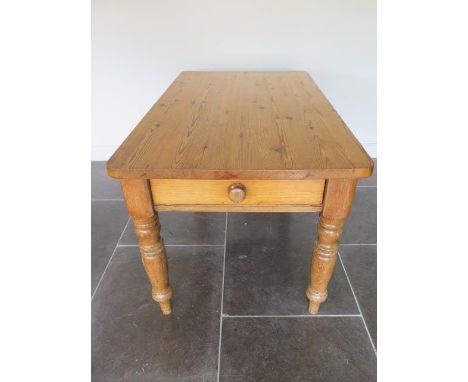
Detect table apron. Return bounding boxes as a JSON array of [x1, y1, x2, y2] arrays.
[[149, 179, 325, 212]]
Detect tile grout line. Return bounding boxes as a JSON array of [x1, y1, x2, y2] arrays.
[[91, 218, 130, 301], [216, 212, 228, 382], [222, 314, 361, 318], [338, 251, 377, 355]]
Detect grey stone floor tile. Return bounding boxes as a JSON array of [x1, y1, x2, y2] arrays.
[[92, 246, 223, 381], [219, 317, 376, 381], [120, 212, 226, 246], [340, 245, 377, 347], [91, 200, 128, 293], [223, 213, 359, 315], [341, 187, 376, 244]]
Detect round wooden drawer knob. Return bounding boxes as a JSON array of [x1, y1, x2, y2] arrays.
[[228, 183, 246, 203]]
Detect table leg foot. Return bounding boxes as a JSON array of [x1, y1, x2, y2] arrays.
[[306, 288, 327, 315], [308, 301, 320, 315], [158, 301, 172, 315], [152, 287, 173, 315]]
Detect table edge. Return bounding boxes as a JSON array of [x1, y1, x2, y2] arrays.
[[106, 163, 374, 180]]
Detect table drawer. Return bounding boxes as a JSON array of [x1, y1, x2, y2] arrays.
[[149, 179, 325, 210]]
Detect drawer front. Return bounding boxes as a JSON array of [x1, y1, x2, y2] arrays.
[[149, 179, 325, 207]]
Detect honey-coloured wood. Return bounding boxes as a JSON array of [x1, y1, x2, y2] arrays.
[[306, 179, 357, 314], [107, 71, 373, 180], [153, 204, 323, 212], [106, 71, 374, 318], [149, 179, 325, 206], [120, 179, 172, 314]]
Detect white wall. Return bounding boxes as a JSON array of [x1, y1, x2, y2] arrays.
[[92, 0, 376, 159]]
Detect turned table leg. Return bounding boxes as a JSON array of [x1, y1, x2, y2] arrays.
[[306, 179, 357, 314], [121, 179, 172, 315]]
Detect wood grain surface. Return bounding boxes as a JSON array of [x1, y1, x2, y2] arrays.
[[306, 179, 357, 314], [153, 204, 323, 213], [120, 179, 172, 314], [107, 71, 373, 180], [149, 179, 324, 206]]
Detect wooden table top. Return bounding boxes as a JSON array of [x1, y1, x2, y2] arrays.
[[108, 71, 373, 180]]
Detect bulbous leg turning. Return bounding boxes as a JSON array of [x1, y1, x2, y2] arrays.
[[136, 219, 172, 315], [306, 179, 356, 314], [121, 179, 173, 315], [306, 217, 343, 314]]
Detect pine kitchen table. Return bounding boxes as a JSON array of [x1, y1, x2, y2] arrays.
[[107, 71, 373, 315]]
